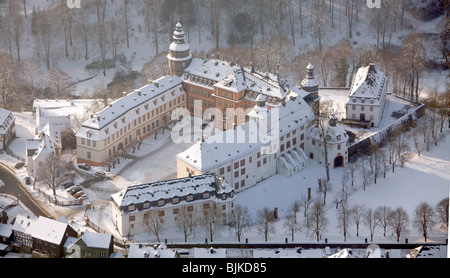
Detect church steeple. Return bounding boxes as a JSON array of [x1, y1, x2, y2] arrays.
[[167, 21, 192, 77]]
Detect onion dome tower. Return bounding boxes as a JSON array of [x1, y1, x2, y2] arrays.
[[301, 63, 320, 120], [167, 21, 192, 77]]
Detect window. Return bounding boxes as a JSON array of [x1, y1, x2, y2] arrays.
[[257, 152, 261, 159], [173, 208, 179, 215], [227, 166, 231, 172], [361, 105, 365, 111], [220, 168, 225, 175], [338, 144, 341, 150], [81, 138, 85, 145], [240, 159, 245, 167], [235, 182, 239, 190], [300, 134, 304, 141], [158, 211, 165, 217], [257, 161, 261, 168], [249, 156, 252, 163], [352, 105, 356, 110], [143, 202, 150, 209], [172, 196, 180, 204], [187, 206, 193, 212], [293, 138, 297, 145], [128, 204, 136, 211], [241, 180, 245, 187], [280, 144, 285, 152], [263, 157, 267, 164], [158, 199, 165, 207], [312, 139, 316, 146], [241, 168, 245, 175], [129, 215, 135, 221], [234, 162, 239, 169], [286, 141, 291, 149], [234, 171, 239, 178], [370, 106, 374, 112], [186, 194, 194, 202]]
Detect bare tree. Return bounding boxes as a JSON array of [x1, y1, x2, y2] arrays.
[[0, 53, 20, 108], [388, 206, 409, 242], [176, 206, 196, 242], [47, 67, 74, 97], [351, 204, 365, 237], [346, 161, 357, 186], [308, 199, 328, 242], [144, 210, 165, 242], [7, 0, 24, 61], [336, 200, 351, 242], [413, 202, 435, 242], [359, 155, 372, 191], [35, 155, 71, 199], [299, 195, 312, 228], [435, 198, 449, 232], [198, 204, 222, 242], [34, 7, 55, 71], [375, 205, 392, 237], [362, 208, 379, 242], [229, 204, 252, 242], [255, 207, 276, 242]]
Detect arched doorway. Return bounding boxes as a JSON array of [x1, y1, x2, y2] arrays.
[[334, 155, 343, 168]]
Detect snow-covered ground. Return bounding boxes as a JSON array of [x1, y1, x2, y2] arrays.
[[1, 106, 448, 258]]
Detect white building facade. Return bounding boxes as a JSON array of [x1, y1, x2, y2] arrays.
[[346, 64, 388, 128], [111, 173, 236, 237]]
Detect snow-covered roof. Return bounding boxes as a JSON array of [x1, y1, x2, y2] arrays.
[[128, 243, 178, 258], [33, 132, 56, 160], [308, 122, 348, 144], [77, 75, 184, 140], [184, 58, 295, 101], [0, 108, 14, 134], [80, 230, 112, 249], [12, 215, 36, 235], [32, 216, 70, 245], [0, 223, 12, 237], [193, 247, 226, 258], [177, 95, 315, 171], [111, 173, 234, 209], [348, 64, 387, 105]]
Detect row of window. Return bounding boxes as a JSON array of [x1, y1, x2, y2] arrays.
[[351, 104, 375, 112], [127, 191, 213, 212]]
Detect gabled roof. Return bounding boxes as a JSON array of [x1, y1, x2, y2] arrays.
[[31, 216, 70, 245], [80, 230, 112, 249], [177, 94, 314, 170], [349, 64, 387, 102]]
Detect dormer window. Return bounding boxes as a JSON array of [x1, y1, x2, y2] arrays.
[[143, 201, 151, 209], [361, 98, 365, 103], [370, 99, 374, 104], [202, 191, 210, 199], [221, 193, 227, 200], [186, 194, 194, 202], [128, 204, 136, 211], [158, 199, 165, 207], [172, 196, 180, 204], [352, 98, 356, 103]]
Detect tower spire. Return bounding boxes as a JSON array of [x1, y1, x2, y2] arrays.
[[167, 20, 192, 76]]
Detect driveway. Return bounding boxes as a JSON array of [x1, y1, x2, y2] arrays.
[[0, 164, 51, 218]]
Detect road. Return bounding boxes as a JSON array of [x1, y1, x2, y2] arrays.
[[0, 164, 51, 218]]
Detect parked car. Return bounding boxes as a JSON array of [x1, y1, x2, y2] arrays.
[[95, 171, 106, 178], [73, 191, 85, 199], [62, 181, 74, 189], [78, 163, 91, 171], [25, 177, 31, 185], [67, 186, 82, 195]]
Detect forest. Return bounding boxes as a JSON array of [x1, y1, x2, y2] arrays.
[[0, 0, 448, 113]]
